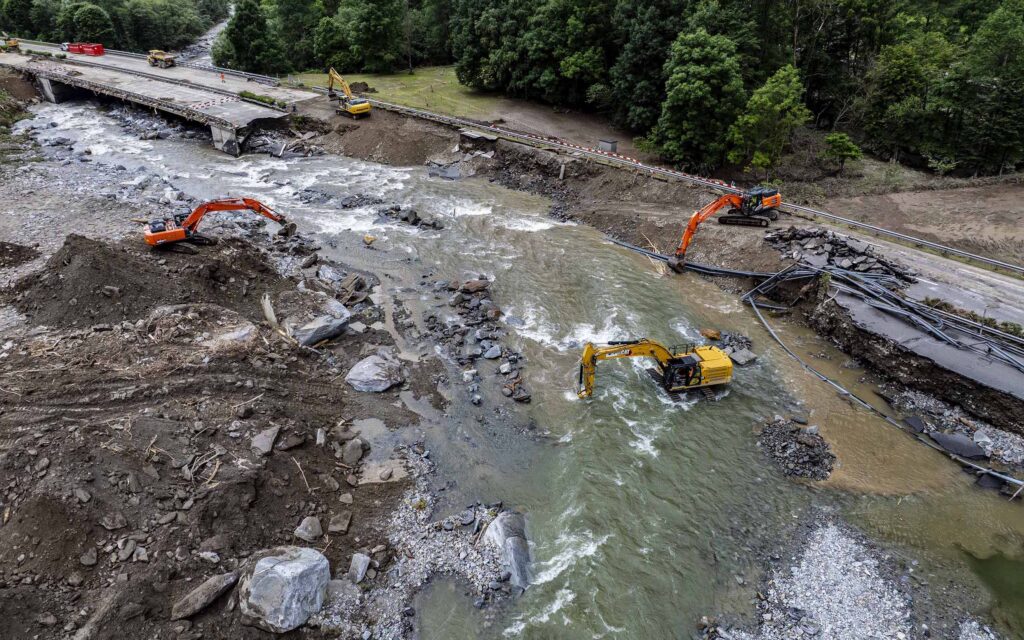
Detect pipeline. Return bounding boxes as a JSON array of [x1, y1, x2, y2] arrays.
[[747, 297, 1024, 490]]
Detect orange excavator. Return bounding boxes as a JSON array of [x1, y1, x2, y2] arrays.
[[668, 187, 781, 272], [143, 197, 294, 249]]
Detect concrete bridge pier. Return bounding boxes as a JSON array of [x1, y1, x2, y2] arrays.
[[35, 77, 71, 103], [210, 124, 241, 156]]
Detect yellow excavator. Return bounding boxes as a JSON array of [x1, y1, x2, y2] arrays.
[[577, 339, 733, 399], [327, 67, 371, 118], [1, 33, 19, 51]]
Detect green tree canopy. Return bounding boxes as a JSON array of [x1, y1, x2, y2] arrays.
[[822, 132, 862, 173], [213, 0, 286, 73], [727, 64, 812, 177], [0, 0, 33, 35], [649, 28, 747, 170]]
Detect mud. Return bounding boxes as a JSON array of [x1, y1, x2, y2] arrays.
[[0, 228, 455, 638], [0, 241, 38, 269], [6, 235, 294, 328]]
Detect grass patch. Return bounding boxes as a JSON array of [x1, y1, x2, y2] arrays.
[[923, 297, 1024, 338], [293, 66, 506, 121], [238, 90, 287, 109]]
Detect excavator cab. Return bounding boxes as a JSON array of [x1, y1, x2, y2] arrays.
[[740, 187, 780, 220]]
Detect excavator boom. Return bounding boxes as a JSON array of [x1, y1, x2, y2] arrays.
[[668, 188, 782, 272], [327, 67, 372, 118], [577, 339, 732, 399], [143, 197, 291, 247]]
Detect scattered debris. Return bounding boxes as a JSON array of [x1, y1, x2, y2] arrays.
[[756, 418, 835, 480], [765, 226, 914, 280]]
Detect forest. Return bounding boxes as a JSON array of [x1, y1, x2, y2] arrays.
[[3, 0, 1024, 176], [0, 0, 229, 52], [214, 0, 1024, 176]]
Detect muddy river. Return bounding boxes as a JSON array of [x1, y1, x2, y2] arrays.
[[15, 103, 1024, 638]]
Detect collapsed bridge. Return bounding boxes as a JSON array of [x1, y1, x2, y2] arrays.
[[0, 42, 318, 154]]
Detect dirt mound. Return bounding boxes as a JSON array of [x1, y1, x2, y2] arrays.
[[0, 241, 39, 269], [349, 81, 376, 94], [8, 234, 292, 328]]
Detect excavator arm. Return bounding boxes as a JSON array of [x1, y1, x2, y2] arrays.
[[327, 67, 371, 117], [327, 67, 354, 100], [577, 339, 676, 399], [179, 197, 286, 233], [667, 189, 782, 272], [670, 194, 742, 267], [144, 197, 291, 247]]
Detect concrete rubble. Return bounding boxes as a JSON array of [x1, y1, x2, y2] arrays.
[[765, 226, 915, 281]]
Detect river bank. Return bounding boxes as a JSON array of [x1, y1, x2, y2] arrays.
[[0, 85, 527, 638], [3, 83, 1023, 638]]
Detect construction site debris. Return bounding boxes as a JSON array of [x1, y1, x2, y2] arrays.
[[765, 227, 915, 281], [756, 418, 835, 480], [170, 571, 240, 620]]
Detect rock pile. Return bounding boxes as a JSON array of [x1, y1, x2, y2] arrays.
[[719, 332, 757, 367], [424, 277, 532, 404], [376, 204, 444, 229], [765, 227, 914, 280], [756, 418, 835, 480], [247, 131, 324, 158]]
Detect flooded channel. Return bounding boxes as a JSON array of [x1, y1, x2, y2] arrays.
[[16, 102, 1024, 638]]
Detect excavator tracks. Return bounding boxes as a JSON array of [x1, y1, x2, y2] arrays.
[[718, 215, 771, 228]]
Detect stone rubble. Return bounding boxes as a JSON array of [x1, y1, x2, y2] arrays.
[[423, 276, 532, 405], [765, 226, 915, 281], [756, 417, 835, 480]]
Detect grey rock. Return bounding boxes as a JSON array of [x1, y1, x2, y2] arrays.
[[348, 553, 371, 583], [239, 547, 330, 633], [294, 516, 323, 542], [483, 512, 530, 590], [730, 348, 758, 366], [339, 492, 353, 504], [251, 426, 280, 457], [294, 312, 352, 347], [101, 512, 128, 531], [342, 438, 365, 465], [328, 511, 352, 534], [483, 345, 501, 359], [74, 488, 92, 503], [80, 548, 98, 566], [171, 572, 239, 620], [345, 355, 403, 392]]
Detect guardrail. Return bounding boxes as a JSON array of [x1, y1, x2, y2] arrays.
[[14, 44, 1022, 275], [296, 84, 1024, 277], [15, 41, 289, 115], [16, 39, 280, 87]]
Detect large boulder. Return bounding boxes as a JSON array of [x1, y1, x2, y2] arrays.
[[345, 354, 403, 392], [238, 546, 330, 633], [293, 311, 352, 347], [484, 512, 530, 590]]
